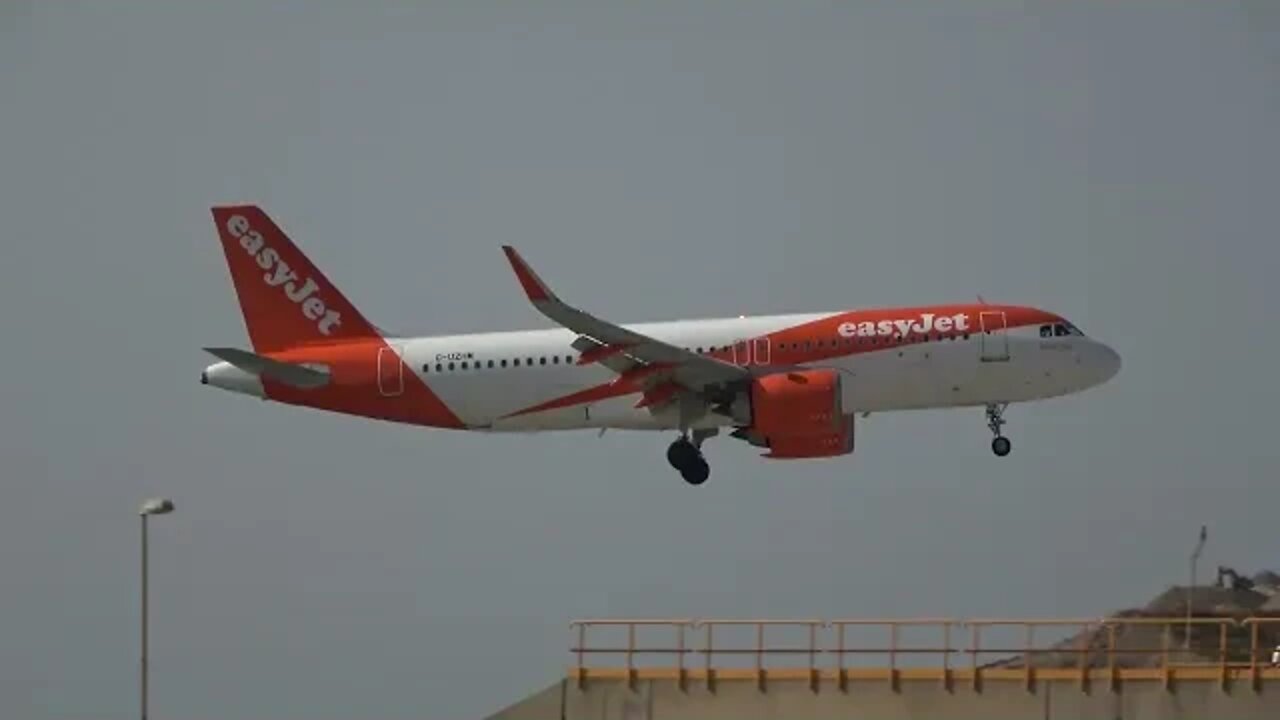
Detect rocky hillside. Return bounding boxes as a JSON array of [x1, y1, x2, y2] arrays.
[[989, 568, 1280, 669]]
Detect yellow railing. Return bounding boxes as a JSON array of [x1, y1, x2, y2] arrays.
[[568, 616, 1280, 693]]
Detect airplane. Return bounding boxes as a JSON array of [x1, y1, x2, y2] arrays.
[[200, 205, 1121, 486]]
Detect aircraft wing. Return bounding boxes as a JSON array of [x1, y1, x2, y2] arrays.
[[501, 246, 749, 392]]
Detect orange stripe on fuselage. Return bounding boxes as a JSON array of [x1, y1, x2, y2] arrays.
[[262, 339, 465, 429], [499, 378, 637, 419], [757, 304, 1060, 366], [503, 363, 675, 418]]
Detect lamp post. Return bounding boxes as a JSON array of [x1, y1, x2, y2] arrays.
[[1186, 524, 1207, 649], [139, 498, 174, 720]]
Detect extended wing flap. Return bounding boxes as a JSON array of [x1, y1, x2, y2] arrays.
[[203, 347, 331, 389], [570, 335, 640, 374]]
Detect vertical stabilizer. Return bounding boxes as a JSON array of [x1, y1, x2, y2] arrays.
[[210, 205, 379, 352]]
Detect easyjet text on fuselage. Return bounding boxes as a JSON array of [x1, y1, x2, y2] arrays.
[[836, 312, 971, 339]]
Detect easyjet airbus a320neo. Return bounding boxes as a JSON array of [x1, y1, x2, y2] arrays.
[[200, 205, 1121, 485]]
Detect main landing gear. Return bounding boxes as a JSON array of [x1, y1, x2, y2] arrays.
[[667, 429, 715, 486], [986, 403, 1012, 457]]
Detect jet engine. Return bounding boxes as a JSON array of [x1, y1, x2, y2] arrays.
[[764, 413, 855, 459], [749, 368, 844, 436], [728, 368, 856, 459]]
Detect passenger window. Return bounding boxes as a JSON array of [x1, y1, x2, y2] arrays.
[[448, 362, 455, 371], [500, 359, 507, 368], [422, 364, 430, 373], [461, 362, 468, 370], [513, 358, 520, 367], [539, 357, 546, 365]]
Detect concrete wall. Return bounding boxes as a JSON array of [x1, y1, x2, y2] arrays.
[[487, 676, 1278, 720]]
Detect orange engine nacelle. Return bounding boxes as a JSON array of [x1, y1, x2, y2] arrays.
[[764, 414, 856, 459], [749, 369, 844, 438]]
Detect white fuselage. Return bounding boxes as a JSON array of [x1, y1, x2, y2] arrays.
[[334, 311, 1119, 432]]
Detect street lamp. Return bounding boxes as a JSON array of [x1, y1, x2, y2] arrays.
[[139, 498, 174, 720], [1186, 524, 1207, 650]]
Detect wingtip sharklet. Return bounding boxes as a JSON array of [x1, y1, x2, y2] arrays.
[[501, 246, 556, 303]]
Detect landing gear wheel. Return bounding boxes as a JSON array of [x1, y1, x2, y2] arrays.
[[681, 457, 710, 486], [991, 436, 1012, 457], [985, 403, 1012, 457], [667, 436, 711, 485], [667, 437, 698, 470]]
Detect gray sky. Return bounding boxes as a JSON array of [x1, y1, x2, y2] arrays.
[[2, 2, 1278, 718]]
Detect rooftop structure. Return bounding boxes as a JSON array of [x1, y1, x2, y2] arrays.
[[486, 567, 1280, 719]]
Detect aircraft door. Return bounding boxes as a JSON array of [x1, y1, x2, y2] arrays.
[[732, 337, 771, 366], [377, 345, 405, 396], [753, 337, 771, 366], [979, 311, 1010, 362]]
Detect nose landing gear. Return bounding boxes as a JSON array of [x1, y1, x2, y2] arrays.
[[667, 429, 716, 485], [986, 403, 1012, 457]]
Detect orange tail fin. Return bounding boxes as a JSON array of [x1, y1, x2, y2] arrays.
[[211, 205, 379, 352]]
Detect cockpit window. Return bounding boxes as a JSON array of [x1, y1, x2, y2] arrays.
[[1043, 322, 1085, 337]]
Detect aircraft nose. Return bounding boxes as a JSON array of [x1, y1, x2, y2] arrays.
[[1095, 342, 1121, 383]]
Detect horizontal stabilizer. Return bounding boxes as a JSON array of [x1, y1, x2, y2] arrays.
[[203, 347, 331, 389]]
